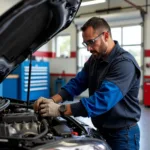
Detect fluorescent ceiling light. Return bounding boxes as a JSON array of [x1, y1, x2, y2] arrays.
[[81, 0, 106, 6]]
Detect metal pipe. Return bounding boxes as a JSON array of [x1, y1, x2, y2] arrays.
[[72, 20, 78, 73], [124, 0, 146, 14], [27, 52, 32, 111], [142, 16, 145, 104], [146, 0, 148, 13], [107, 0, 110, 14]]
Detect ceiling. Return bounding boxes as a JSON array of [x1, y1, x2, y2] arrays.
[[77, 0, 149, 17]]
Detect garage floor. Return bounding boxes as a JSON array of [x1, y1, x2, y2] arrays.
[[69, 101, 150, 150]]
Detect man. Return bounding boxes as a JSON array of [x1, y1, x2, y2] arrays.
[[34, 17, 141, 150]]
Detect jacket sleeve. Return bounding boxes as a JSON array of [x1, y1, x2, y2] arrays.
[[71, 60, 139, 117]]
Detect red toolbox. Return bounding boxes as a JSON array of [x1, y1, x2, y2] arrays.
[[144, 82, 150, 106]]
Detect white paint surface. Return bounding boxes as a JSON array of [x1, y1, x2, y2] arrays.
[[49, 58, 76, 74]]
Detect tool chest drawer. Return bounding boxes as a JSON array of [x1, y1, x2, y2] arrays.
[[13, 60, 50, 101]]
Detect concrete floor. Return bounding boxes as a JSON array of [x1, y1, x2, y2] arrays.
[[75, 104, 150, 150]]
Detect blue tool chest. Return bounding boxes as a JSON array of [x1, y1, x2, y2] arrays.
[[13, 60, 50, 101]]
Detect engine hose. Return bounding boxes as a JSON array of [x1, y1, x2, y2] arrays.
[[0, 99, 10, 112], [31, 119, 48, 140]]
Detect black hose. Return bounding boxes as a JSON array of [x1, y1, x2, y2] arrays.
[[23, 119, 48, 140], [31, 119, 48, 140], [0, 99, 10, 112]]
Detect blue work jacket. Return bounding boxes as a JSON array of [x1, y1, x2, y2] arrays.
[[59, 41, 141, 129]]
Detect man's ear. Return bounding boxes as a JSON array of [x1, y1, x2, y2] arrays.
[[104, 32, 109, 41]]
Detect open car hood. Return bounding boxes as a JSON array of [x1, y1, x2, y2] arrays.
[[0, 0, 81, 83]]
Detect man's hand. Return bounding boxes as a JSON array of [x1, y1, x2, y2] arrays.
[[33, 96, 72, 117], [33, 97, 54, 112], [39, 100, 60, 117]]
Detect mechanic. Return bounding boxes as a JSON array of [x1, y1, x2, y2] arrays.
[[34, 17, 141, 150]]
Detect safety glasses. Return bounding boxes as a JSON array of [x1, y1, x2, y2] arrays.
[[82, 32, 104, 47]]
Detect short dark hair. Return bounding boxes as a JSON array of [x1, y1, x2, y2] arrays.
[[81, 17, 112, 37]]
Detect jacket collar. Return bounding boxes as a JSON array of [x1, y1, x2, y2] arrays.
[[102, 40, 121, 63]]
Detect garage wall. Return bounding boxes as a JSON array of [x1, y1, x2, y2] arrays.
[[48, 23, 77, 74]]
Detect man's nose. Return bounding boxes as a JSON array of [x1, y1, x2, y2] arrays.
[[87, 45, 92, 51]]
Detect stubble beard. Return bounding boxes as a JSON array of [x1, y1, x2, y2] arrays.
[[94, 44, 107, 59]]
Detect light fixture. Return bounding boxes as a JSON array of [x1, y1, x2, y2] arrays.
[[81, 0, 106, 7]]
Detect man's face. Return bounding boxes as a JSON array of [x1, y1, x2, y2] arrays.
[[82, 26, 108, 59]]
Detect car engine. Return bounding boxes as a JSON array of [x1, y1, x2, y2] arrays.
[[1, 112, 40, 138], [0, 98, 111, 150]]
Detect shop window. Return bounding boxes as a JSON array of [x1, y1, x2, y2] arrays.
[[111, 27, 122, 45], [78, 48, 91, 69], [56, 35, 71, 58], [78, 31, 84, 48], [123, 25, 142, 45], [77, 25, 142, 70]]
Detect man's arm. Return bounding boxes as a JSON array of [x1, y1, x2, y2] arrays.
[[37, 100, 86, 117], [58, 69, 88, 101], [72, 60, 140, 117], [34, 59, 90, 116], [34, 66, 88, 112], [51, 94, 63, 103]]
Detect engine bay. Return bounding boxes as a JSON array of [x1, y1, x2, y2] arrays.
[[0, 97, 101, 150]]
